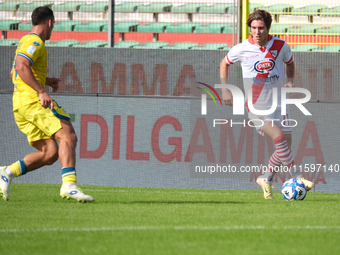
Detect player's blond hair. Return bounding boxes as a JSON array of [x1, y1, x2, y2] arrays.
[[247, 10, 272, 30]]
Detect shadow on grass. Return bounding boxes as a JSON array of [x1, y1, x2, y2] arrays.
[[110, 201, 245, 204]]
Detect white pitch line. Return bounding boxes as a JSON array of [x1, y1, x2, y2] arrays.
[[1, 225, 340, 234]]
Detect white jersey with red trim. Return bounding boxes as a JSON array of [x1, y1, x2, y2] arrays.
[[226, 35, 293, 111]]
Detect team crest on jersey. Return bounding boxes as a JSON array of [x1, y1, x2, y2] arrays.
[[33, 41, 40, 46], [270, 50, 278, 58], [254, 59, 276, 74]]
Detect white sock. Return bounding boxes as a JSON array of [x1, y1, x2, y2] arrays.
[[263, 170, 275, 184], [5, 167, 14, 178], [290, 169, 302, 179], [63, 183, 76, 189]]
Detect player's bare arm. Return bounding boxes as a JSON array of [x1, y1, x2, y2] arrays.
[[10, 66, 13, 79], [15, 55, 54, 110], [220, 59, 233, 106], [285, 61, 295, 88]]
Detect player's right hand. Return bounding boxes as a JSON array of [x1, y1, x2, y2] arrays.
[[222, 89, 233, 106], [39, 91, 54, 110]]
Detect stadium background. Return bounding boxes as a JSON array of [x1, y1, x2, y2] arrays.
[[0, 0, 340, 192]]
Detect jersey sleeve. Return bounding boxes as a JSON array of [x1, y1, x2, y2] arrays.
[[17, 38, 44, 65], [225, 44, 241, 65], [282, 42, 293, 64]]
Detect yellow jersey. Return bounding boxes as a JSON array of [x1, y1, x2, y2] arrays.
[[12, 33, 48, 111]]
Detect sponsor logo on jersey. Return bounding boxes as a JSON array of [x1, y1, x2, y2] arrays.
[[254, 59, 275, 73], [245, 54, 259, 60], [253, 75, 279, 85], [33, 41, 40, 46]]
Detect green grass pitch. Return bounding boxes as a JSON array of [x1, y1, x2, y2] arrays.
[[0, 183, 340, 255]]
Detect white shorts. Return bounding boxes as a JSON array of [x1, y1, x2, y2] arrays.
[[247, 107, 292, 136]]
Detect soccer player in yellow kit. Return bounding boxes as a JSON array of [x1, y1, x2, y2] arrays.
[[0, 6, 94, 202]]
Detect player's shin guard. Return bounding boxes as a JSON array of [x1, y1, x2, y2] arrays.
[[61, 167, 77, 184], [274, 135, 294, 167], [274, 135, 300, 179]]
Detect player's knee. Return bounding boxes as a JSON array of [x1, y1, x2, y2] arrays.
[[69, 133, 77, 147], [44, 149, 58, 165], [60, 132, 77, 148]]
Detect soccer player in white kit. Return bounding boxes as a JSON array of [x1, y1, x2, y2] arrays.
[[220, 10, 314, 199]]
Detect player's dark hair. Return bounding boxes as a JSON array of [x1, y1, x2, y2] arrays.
[[31, 6, 54, 26], [247, 10, 272, 30]]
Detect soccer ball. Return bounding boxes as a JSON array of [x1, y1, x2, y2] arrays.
[[281, 178, 307, 201]]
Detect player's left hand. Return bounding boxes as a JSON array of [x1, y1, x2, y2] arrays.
[[284, 82, 294, 94], [284, 81, 293, 88], [46, 77, 60, 92]]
